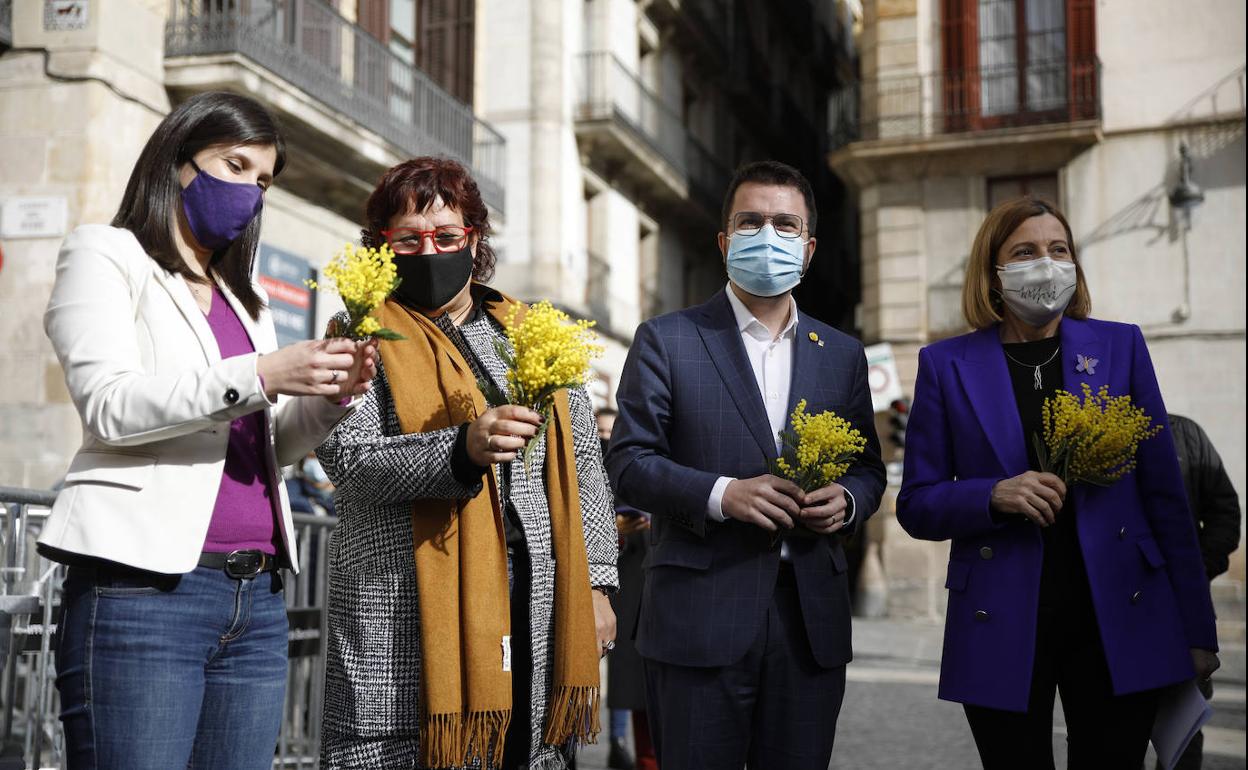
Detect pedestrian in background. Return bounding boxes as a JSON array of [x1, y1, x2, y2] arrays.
[[1160, 412, 1241, 770], [607, 160, 885, 770], [897, 197, 1219, 769], [597, 408, 658, 770], [40, 91, 376, 770], [286, 451, 336, 516], [315, 157, 617, 769]]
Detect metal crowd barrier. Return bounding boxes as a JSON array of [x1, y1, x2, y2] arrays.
[[0, 486, 338, 770]]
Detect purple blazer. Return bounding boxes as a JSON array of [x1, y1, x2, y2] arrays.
[[896, 317, 1217, 712]]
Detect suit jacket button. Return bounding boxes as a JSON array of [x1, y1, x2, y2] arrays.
[[1130, 591, 1142, 605], [224, 388, 240, 404], [979, 546, 994, 560], [974, 610, 989, 621], [1118, 527, 1127, 540]]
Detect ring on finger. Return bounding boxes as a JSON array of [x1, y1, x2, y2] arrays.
[[487, 435, 496, 452], [331, 370, 341, 383]]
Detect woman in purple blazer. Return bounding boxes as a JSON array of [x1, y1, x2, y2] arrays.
[[896, 197, 1219, 768]]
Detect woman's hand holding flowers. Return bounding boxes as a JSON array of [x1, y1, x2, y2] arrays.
[[258, 338, 369, 401], [466, 405, 544, 466], [990, 471, 1067, 527], [334, 338, 379, 402]]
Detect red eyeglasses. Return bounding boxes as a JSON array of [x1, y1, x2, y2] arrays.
[[381, 225, 474, 254]]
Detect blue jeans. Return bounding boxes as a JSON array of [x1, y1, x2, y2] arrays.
[[55, 564, 288, 770]]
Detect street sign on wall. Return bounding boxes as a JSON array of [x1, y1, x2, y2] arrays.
[[865, 342, 904, 414], [0, 196, 68, 239], [257, 244, 316, 347]]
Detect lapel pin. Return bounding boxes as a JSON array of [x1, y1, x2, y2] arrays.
[[1075, 353, 1098, 375], [809, 331, 824, 347]]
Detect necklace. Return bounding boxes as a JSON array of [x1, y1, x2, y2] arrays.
[[184, 275, 215, 312], [1002, 344, 1060, 391]]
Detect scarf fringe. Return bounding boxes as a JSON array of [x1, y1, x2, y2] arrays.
[[542, 685, 601, 747], [422, 709, 511, 768]]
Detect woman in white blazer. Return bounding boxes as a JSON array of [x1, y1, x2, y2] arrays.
[[40, 92, 377, 770]]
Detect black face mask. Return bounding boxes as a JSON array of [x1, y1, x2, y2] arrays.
[[391, 245, 474, 311]]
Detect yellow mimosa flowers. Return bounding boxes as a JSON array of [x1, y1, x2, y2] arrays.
[[772, 399, 867, 492], [1037, 383, 1163, 486], [307, 243, 404, 340], [478, 300, 604, 471]]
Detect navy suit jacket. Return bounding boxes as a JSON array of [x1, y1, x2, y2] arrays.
[[896, 318, 1217, 712], [605, 289, 885, 669]]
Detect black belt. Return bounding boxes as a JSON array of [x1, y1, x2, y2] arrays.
[[198, 549, 278, 579]]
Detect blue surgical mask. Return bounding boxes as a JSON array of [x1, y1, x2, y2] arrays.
[[725, 224, 807, 297], [302, 457, 329, 484]]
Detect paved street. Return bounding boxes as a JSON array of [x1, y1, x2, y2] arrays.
[[579, 617, 1247, 770]]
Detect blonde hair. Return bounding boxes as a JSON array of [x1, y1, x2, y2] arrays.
[[962, 196, 1092, 330]]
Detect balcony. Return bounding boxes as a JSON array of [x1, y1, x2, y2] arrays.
[[0, 0, 11, 50], [164, 0, 505, 220], [573, 51, 729, 220], [828, 58, 1102, 185]]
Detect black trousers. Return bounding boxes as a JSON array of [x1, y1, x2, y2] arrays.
[[643, 563, 847, 770], [501, 545, 534, 770], [499, 544, 578, 769], [963, 608, 1160, 770]]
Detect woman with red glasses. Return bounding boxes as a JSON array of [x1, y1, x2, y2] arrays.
[[315, 157, 618, 769]]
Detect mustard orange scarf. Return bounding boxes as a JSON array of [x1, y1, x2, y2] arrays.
[[375, 292, 600, 767]]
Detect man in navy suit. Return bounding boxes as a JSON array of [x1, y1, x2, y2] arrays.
[[605, 161, 885, 769]]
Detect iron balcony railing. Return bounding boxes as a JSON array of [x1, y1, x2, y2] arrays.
[[575, 51, 729, 207], [829, 57, 1100, 150], [165, 0, 506, 214], [0, 0, 12, 50], [0, 485, 340, 769]]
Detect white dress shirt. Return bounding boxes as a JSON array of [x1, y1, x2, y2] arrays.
[[706, 285, 855, 543]]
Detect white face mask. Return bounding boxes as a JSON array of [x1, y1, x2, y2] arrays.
[[996, 257, 1077, 327]]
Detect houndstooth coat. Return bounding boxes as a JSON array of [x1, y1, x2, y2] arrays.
[[316, 297, 618, 769]]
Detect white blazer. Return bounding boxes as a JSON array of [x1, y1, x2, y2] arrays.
[[39, 224, 355, 575]]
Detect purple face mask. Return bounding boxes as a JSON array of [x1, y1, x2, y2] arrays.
[[181, 158, 264, 250]]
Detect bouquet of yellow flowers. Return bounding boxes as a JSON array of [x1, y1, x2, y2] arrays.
[[771, 399, 867, 492], [479, 300, 604, 470], [1036, 383, 1163, 486], [306, 243, 404, 340]]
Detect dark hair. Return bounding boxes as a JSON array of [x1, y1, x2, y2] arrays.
[[361, 157, 496, 282], [721, 160, 818, 235], [112, 91, 286, 320], [595, 407, 619, 419]]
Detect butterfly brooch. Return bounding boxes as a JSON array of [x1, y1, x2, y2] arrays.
[[1075, 353, 1099, 375]]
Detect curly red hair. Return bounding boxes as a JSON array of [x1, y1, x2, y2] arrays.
[[361, 157, 496, 281]]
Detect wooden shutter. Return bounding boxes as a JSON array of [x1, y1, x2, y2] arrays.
[[941, 0, 979, 131], [358, 0, 389, 42], [1066, 0, 1096, 120], [418, 0, 475, 105]]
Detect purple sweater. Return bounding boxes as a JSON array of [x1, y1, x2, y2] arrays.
[[202, 286, 279, 554]]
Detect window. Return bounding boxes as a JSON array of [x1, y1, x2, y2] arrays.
[[941, 0, 1095, 131], [987, 173, 1059, 210], [357, 0, 475, 106]]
